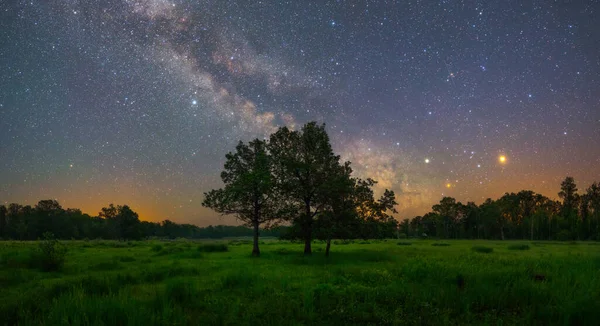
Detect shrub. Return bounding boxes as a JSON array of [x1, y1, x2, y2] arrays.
[[507, 244, 530, 251], [164, 278, 196, 305], [118, 256, 136, 262], [35, 232, 67, 271], [197, 243, 228, 252], [432, 243, 450, 247], [397, 242, 412, 246], [471, 246, 493, 253], [150, 244, 163, 252], [155, 246, 185, 256]]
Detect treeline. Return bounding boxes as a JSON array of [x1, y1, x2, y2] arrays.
[[0, 201, 287, 240], [402, 177, 600, 241]]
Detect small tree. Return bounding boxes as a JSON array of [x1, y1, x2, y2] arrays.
[[202, 139, 280, 256]]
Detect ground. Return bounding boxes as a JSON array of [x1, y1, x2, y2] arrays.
[[1, 239, 599, 325]]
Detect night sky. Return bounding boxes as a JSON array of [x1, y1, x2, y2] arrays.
[[1, 1, 599, 225]]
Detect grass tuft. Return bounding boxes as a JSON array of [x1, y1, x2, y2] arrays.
[[507, 244, 530, 251], [397, 242, 412, 246], [471, 246, 494, 253], [150, 244, 164, 252], [197, 243, 228, 252], [432, 243, 451, 247]]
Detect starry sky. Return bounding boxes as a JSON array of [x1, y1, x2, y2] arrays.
[[1, 0, 599, 225]]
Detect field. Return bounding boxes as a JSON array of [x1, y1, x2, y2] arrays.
[[1, 239, 599, 325]]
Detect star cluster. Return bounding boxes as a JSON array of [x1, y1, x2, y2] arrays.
[[1, 0, 599, 224]]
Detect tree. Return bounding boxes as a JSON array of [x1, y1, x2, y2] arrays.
[[116, 205, 141, 240], [586, 182, 600, 240], [559, 176, 579, 239], [269, 122, 340, 255], [432, 197, 459, 239], [98, 204, 140, 240], [202, 139, 280, 256], [0, 205, 6, 238], [317, 161, 355, 257]]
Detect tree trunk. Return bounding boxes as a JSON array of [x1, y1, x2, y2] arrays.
[[531, 218, 534, 241], [500, 226, 505, 240], [252, 220, 260, 257], [304, 230, 312, 255], [303, 200, 312, 255], [325, 238, 331, 257]]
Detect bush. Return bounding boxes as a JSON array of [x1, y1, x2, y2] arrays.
[[432, 243, 450, 247], [397, 242, 412, 246], [197, 243, 228, 252], [471, 246, 493, 253], [150, 244, 163, 252], [117, 256, 136, 262], [36, 232, 67, 271], [507, 244, 530, 251]]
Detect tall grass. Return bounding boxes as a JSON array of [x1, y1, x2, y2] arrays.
[[1, 240, 599, 325]]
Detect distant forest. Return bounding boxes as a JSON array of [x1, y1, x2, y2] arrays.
[[0, 202, 287, 241], [402, 176, 600, 241]]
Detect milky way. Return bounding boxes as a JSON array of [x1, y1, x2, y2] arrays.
[[1, 1, 599, 225]]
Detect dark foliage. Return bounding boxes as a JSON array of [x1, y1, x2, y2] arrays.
[[197, 243, 229, 252], [403, 177, 600, 241], [34, 232, 67, 271], [471, 246, 494, 253]]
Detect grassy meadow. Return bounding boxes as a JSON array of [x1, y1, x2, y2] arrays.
[[1, 239, 599, 325]]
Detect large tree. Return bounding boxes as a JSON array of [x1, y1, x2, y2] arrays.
[[269, 122, 340, 255], [202, 139, 280, 256]]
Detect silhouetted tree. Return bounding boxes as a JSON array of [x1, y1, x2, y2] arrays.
[[202, 139, 281, 256], [559, 177, 579, 239], [0, 205, 6, 238], [99, 204, 140, 240], [269, 122, 340, 255]]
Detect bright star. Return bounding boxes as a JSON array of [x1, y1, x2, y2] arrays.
[[192, 99, 197, 105], [425, 158, 430, 164], [499, 155, 507, 164]]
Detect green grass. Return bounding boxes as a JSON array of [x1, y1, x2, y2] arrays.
[[1, 239, 599, 325]]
